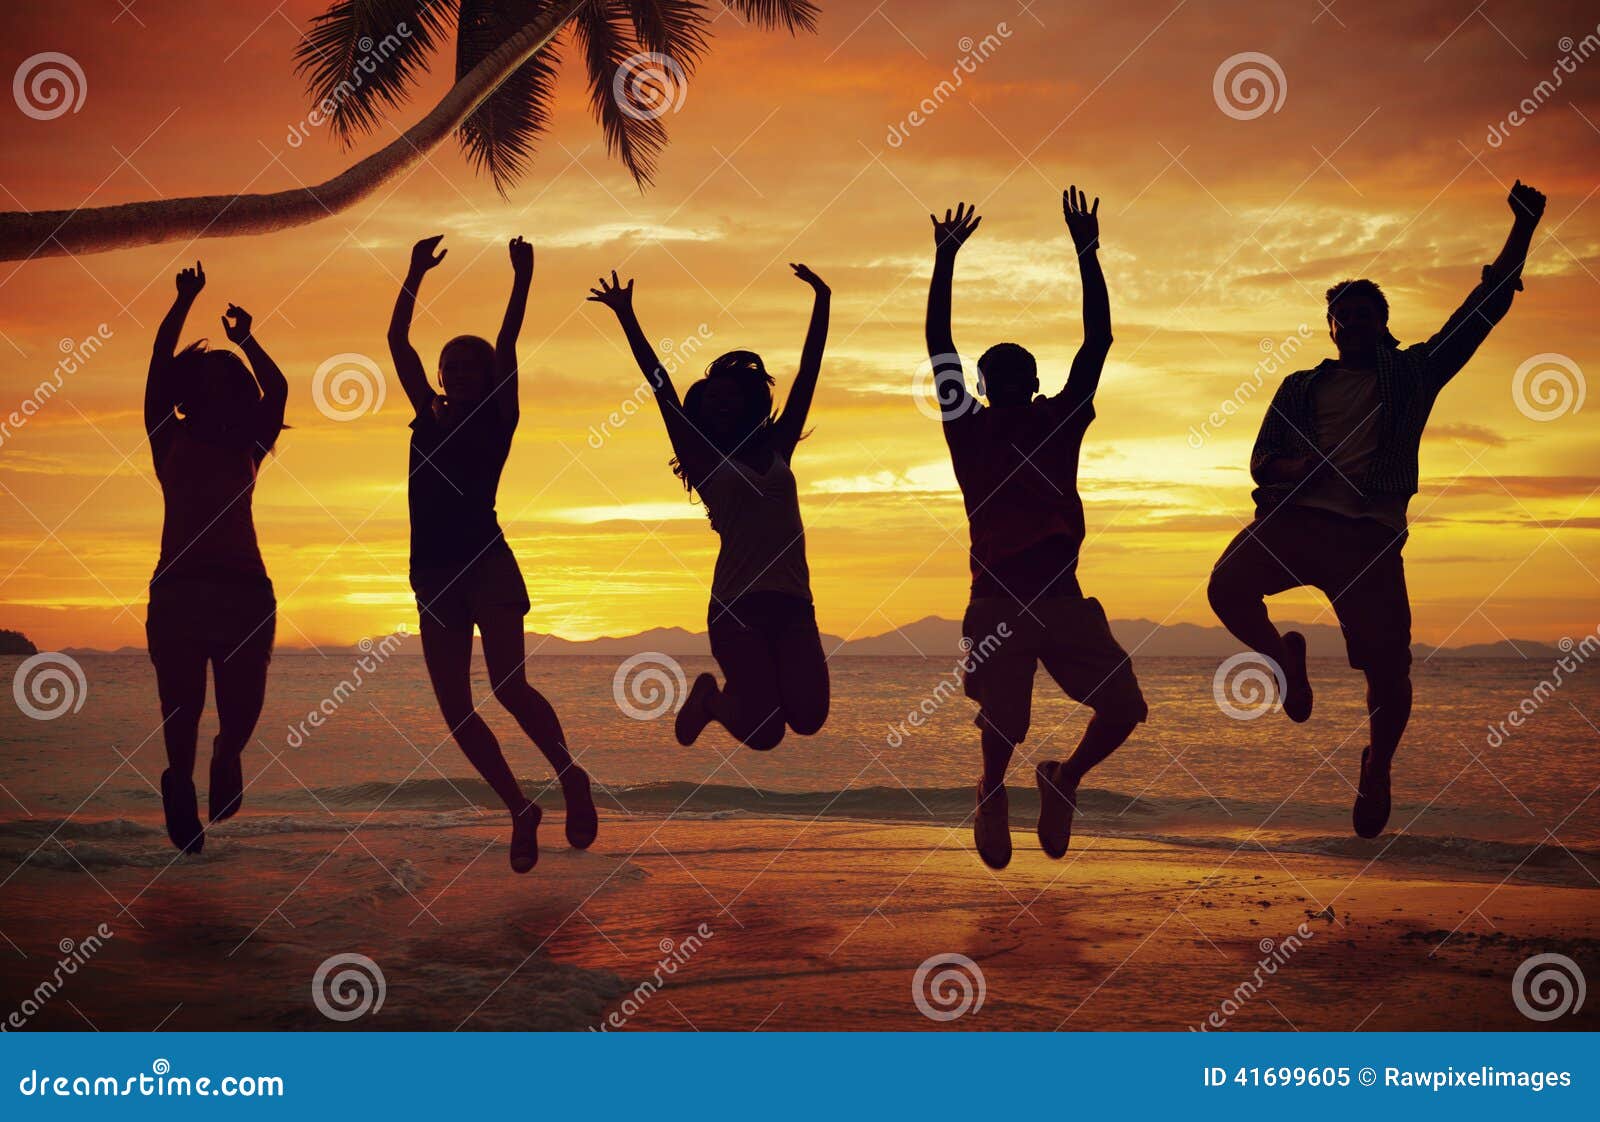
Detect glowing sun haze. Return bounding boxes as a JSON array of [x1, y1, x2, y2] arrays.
[[1, 0, 1596, 651]]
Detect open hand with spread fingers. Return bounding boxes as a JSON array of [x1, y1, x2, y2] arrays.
[[1063, 185, 1100, 254], [931, 203, 982, 257], [587, 271, 635, 316]]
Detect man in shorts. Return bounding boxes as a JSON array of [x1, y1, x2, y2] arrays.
[[925, 188, 1147, 870], [1208, 180, 1546, 839]]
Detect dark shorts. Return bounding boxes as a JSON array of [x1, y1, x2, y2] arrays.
[[707, 591, 820, 658], [706, 591, 829, 743], [411, 546, 529, 635], [146, 576, 276, 671], [1210, 504, 1411, 674], [960, 594, 1148, 744]]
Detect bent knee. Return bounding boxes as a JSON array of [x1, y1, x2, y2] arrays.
[[1206, 566, 1250, 614], [977, 709, 1030, 747], [1096, 694, 1149, 728], [1363, 665, 1413, 697], [490, 677, 532, 709], [438, 703, 485, 739], [742, 719, 787, 752], [785, 700, 829, 738]]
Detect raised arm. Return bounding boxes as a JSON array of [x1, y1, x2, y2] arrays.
[[494, 236, 533, 424], [926, 203, 982, 420], [1421, 179, 1546, 388], [221, 304, 286, 457], [146, 261, 204, 464], [1488, 179, 1545, 286], [388, 235, 447, 415], [773, 263, 830, 458], [1060, 185, 1112, 408], [587, 273, 715, 484]]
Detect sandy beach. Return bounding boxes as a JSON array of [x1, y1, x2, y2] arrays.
[[2, 803, 1595, 1032]]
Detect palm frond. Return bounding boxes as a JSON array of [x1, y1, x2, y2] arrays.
[[455, 0, 565, 195], [574, 0, 673, 187], [724, 0, 819, 34], [293, 0, 456, 148], [625, 0, 711, 63]]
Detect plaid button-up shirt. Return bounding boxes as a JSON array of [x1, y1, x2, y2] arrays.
[[1250, 267, 1522, 512]]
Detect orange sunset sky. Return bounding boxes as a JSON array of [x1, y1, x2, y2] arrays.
[[1, 0, 1597, 652]]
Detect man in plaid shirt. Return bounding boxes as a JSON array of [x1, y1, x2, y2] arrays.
[[1208, 180, 1547, 839]]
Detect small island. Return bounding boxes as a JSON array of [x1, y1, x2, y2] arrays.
[[0, 629, 38, 656]]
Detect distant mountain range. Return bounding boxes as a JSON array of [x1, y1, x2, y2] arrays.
[[53, 616, 1562, 662]]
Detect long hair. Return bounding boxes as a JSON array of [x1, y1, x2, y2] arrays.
[[168, 342, 273, 452], [669, 350, 779, 497]]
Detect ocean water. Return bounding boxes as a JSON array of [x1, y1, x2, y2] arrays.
[[3, 651, 1597, 879]]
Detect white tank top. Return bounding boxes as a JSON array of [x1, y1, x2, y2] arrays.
[[697, 453, 812, 604]]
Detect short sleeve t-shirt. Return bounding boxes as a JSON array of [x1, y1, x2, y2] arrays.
[[408, 398, 515, 571], [942, 393, 1094, 601]]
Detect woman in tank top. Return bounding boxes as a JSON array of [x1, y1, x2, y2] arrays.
[[589, 264, 831, 753], [144, 262, 285, 854], [389, 235, 596, 874]]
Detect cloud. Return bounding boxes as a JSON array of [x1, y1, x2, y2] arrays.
[[544, 501, 707, 525], [1442, 475, 1600, 498], [810, 460, 957, 495], [1426, 423, 1512, 448], [3, 0, 1597, 650], [518, 222, 724, 250], [1443, 516, 1600, 531]]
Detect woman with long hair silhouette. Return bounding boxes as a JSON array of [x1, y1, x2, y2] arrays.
[[144, 262, 284, 853], [389, 235, 597, 873], [589, 265, 832, 752]]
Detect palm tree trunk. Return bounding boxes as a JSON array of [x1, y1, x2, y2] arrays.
[[0, 0, 591, 262]]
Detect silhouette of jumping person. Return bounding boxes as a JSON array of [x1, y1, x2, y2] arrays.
[[1208, 180, 1547, 838], [588, 264, 831, 752], [389, 235, 597, 873], [927, 189, 1149, 870], [145, 262, 285, 854]]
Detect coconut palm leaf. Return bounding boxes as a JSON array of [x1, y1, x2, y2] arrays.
[[624, 0, 710, 62], [572, 0, 672, 187], [299, 0, 818, 187], [0, 0, 823, 259], [455, 0, 566, 194], [293, 0, 457, 147], [726, 0, 819, 33]]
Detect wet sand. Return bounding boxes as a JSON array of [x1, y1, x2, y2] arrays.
[[1, 811, 1596, 1031]]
